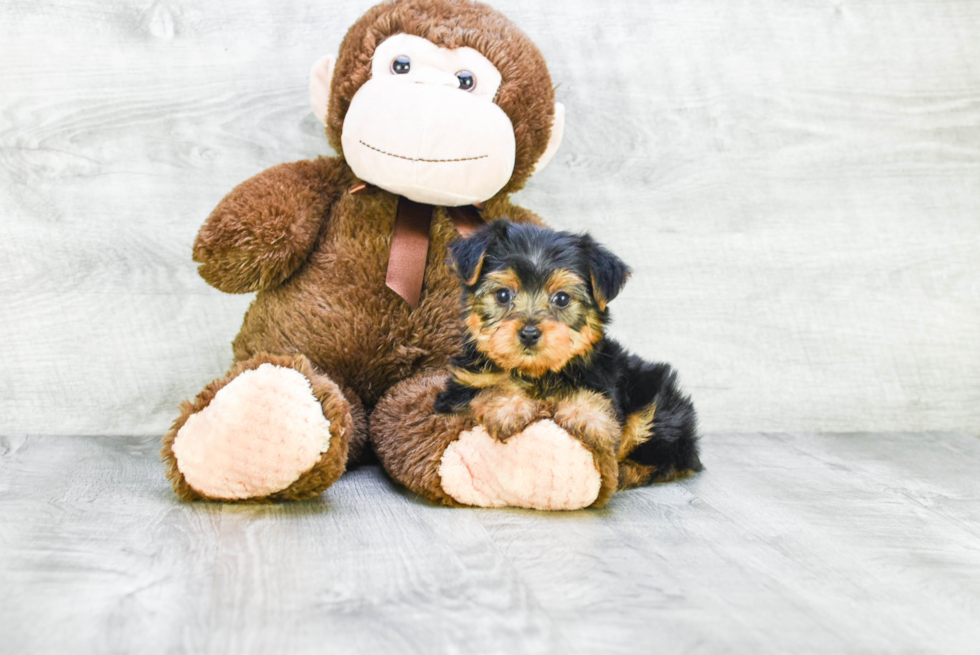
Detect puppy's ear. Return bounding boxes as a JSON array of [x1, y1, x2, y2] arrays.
[[449, 220, 510, 286], [582, 235, 631, 311]]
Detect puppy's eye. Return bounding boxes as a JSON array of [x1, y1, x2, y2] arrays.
[[456, 70, 476, 91], [391, 56, 411, 74], [551, 291, 571, 308], [494, 288, 513, 305]]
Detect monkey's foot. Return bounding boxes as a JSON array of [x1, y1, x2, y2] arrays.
[[164, 355, 353, 501], [438, 419, 603, 510]]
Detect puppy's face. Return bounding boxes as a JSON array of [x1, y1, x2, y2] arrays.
[[466, 265, 603, 376], [450, 221, 631, 377]]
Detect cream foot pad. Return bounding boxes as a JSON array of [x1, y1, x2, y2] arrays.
[[439, 419, 602, 510], [172, 364, 332, 500]]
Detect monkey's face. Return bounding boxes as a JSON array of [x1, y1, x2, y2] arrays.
[[465, 266, 605, 378], [341, 34, 516, 207], [310, 3, 565, 203]]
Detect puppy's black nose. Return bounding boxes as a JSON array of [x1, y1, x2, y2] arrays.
[[518, 324, 542, 347]]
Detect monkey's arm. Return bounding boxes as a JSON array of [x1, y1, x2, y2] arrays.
[[193, 157, 353, 293]]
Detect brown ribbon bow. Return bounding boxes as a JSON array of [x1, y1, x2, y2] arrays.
[[350, 183, 485, 310]]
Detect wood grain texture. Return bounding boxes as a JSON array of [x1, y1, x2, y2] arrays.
[[2, 432, 980, 654], [1, 0, 979, 435]]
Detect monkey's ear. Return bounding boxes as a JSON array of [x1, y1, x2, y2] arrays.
[[310, 55, 335, 125], [533, 102, 565, 174], [583, 235, 631, 311], [448, 221, 509, 286]]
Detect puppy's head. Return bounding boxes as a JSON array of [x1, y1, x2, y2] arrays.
[[448, 220, 631, 377]]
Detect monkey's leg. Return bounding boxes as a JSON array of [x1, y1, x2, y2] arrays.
[[370, 371, 611, 510], [615, 358, 702, 490], [161, 353, 366, 502]]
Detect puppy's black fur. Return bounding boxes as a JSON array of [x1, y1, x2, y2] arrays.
[[435, 220, 702, 484]]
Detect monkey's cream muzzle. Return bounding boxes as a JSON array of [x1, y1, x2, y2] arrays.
[[341, 78, 516, 206], [310, 33, 564, 206]]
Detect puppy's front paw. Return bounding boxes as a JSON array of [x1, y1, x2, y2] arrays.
[[471, 390, 543, 442], [553, 389, 620, 452]]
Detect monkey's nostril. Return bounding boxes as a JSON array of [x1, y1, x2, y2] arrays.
[[518, 325, 542, 346]]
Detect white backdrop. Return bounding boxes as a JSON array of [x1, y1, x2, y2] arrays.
[[1, 0, 978, 436]]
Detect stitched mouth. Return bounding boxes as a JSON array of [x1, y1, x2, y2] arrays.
[[359, 140, 488, 163]]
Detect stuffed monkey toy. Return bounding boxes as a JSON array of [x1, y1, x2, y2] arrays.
[[161, 0, 700, 510]]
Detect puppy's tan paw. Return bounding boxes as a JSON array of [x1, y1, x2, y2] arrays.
[[552, 389, 620, 452], [471, 389, 543, 442]]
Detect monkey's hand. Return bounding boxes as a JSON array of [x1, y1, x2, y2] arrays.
[[552, 389, 621, 456], [193, 157, 351, 293], [471, 388, 546, 442]]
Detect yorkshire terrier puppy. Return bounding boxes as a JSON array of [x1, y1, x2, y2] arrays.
[[434, 220, 702, 489]]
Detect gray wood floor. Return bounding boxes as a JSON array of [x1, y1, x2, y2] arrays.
[[2, 433, 979, 654]]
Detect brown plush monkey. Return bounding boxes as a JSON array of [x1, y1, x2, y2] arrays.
[[162, 0, 694, 510]]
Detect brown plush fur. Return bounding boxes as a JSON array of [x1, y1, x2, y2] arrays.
[[193, 158, 354, 294], [368, 372, 474, 506]]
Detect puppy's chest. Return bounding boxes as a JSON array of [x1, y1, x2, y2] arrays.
[[511, 372, 607, 405]]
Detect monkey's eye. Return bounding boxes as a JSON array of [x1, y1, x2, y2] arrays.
[[456, 70, 476, 91], [551, 292, 571, 308], [494, 288, 513, 305], [391, 56, 411, 75]]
